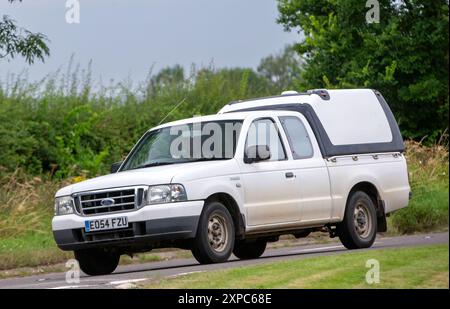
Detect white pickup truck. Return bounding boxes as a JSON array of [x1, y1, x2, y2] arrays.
[[52, 89, 411, 276]]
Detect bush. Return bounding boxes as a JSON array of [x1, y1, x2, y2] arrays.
[[0, 65, 274, 178], [390, 140, 449, 234]]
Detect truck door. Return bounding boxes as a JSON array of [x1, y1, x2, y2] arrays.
[[278, 115, 333, 222], [239, 117, 302, 226]]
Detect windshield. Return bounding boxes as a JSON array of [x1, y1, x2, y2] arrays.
[[120, 120, 243, 171]]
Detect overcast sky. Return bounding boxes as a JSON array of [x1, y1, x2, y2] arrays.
[[0, 0, 299, 83]]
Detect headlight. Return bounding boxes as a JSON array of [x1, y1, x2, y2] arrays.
[[54, 196, 74, 215], [147, 184, 187, 204]]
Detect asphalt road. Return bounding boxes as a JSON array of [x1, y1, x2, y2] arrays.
[[0, 232, 447, 289]]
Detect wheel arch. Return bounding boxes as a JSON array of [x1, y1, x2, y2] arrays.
[[346, 181, 387, 232], [205, 192, 246, 238]]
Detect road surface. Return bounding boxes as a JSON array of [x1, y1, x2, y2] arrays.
[[0, 232, 447, 289]]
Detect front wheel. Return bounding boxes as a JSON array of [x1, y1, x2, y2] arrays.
[[74, 249, 120, 276], [233, 239, 267, 260], [191, 201, 235, 264], [337, 191, 377, 249]]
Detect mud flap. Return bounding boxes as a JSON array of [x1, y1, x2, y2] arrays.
[[377, 200, 387, 233]]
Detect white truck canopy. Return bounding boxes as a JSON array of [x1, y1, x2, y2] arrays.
[[218, 89, 404, 157]]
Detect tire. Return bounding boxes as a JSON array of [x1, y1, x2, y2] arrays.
[[337, 191, 377, 249], [74, 249, 120, 276], [191, 201, 235, 264], [233, 239, 267, 260]]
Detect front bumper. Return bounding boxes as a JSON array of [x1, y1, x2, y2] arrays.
[[52, 200, 204, 251]]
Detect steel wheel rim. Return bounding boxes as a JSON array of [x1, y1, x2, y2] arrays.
[[353, 202, 372, 239], [207, 213, 228, 253]]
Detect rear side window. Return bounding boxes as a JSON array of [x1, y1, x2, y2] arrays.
[[279, 116, 313, 159]]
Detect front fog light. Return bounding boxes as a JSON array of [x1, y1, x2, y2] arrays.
[[54, 196, 74, 215], [148, 184, 187, 204]]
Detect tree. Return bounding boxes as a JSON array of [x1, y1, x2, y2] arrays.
[[0, 0, 49, 64], [151, 65, 186, 89], [277, 0, 449, 141], [257, 44, 304, 92]]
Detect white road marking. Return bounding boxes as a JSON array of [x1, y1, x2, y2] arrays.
[[115, 283, 137, 289], [288, 245, 344, 254], [50, 284, 97, 289], [287, 241, 382, 254], [168, 270, 205, 279], [109, 278, 147, 285]]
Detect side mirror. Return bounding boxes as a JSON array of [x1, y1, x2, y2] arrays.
[[110, 161, 123, 173], [244, 145, 271, 164]]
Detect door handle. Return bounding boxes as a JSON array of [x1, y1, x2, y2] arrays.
[[285, 172, 295, 178]]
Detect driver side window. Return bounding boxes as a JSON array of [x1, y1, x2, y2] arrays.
[[245, 118, 286, 161]]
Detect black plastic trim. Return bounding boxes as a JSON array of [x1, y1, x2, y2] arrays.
[[307, 89, 330, 100], [53, 216, 199, 251]]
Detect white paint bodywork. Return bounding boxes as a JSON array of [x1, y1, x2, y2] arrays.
[[53, 90, 410, 235], [309, 89, 393, 145]]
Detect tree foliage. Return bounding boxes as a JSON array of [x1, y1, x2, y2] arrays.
[[277, 0, 449, 140], [257, 45, 304, 91], [1, 0, 50, 64], [0, 65, 273, 178]]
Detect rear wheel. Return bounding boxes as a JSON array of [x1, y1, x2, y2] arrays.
[[233, 239, 267, 260], [191, 201, 235, 264], [74, 249, 120, 276], [337, 191, 377, 249]]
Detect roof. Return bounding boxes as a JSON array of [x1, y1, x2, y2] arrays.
[[218, 89, 374, 114], [151, 111, 255, 131]]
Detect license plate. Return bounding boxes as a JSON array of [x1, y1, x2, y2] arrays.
[[84, 217, 128, 232]]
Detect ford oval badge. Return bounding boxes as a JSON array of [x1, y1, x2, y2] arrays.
[[100, 198, 115, 206]]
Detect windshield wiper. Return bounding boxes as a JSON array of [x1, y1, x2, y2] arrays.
[[130, 161, 177, 170], [129, 158, 229, 170], [182, 157, 230, 163]]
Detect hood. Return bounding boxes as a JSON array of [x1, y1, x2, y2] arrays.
[[55, 160, 238, 197]]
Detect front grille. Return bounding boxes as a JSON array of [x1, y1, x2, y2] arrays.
[[75, 187, 144, 216]]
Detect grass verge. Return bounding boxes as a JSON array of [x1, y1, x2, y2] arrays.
[[389, 141, 449, 234], [141, 244, 449, 289]]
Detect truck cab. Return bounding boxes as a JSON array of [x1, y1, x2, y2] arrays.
[[52, 89, 411, 276]]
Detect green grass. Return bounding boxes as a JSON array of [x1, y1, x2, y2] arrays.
[[389, 183, 449, 234], [0, 232, 72, 270], [390, 141, 449, 234], [141, 244, 449, 289]]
